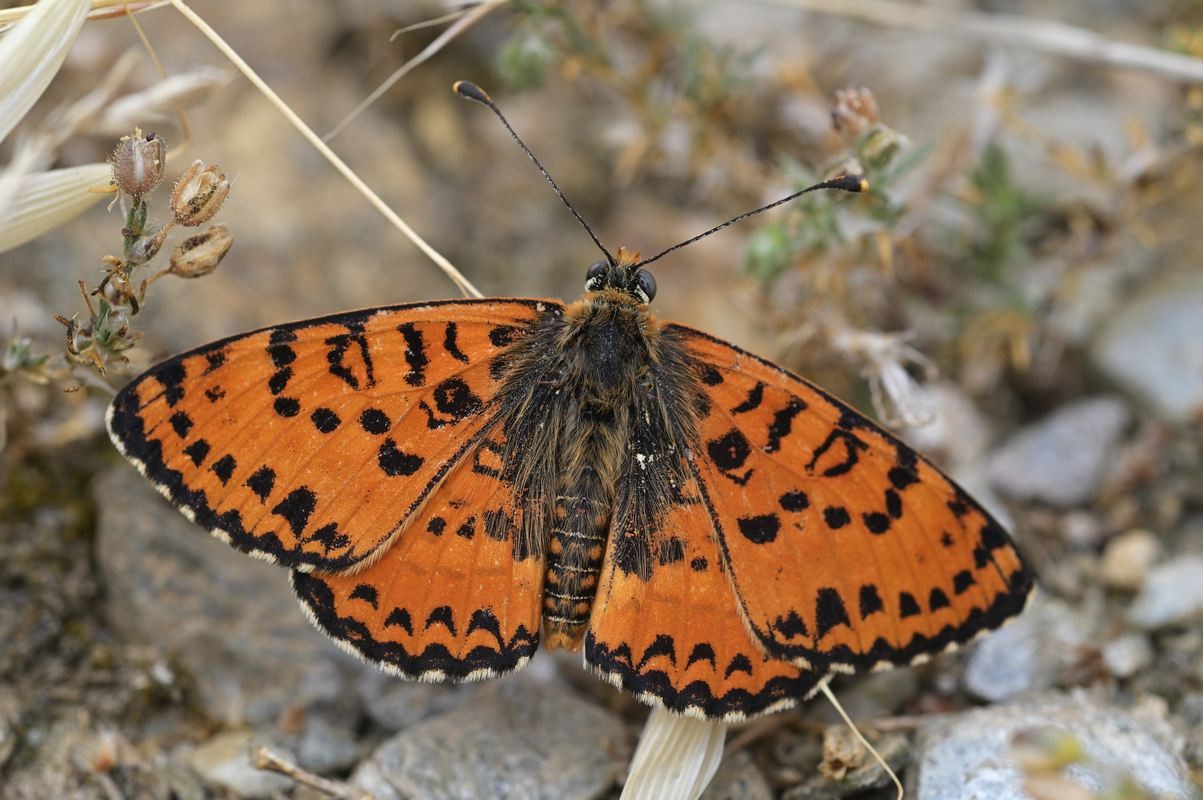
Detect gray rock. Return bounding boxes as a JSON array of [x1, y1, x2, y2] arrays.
[[357, 669, 474, 732], [963, 595, 1089, 702], [1128, 555, 1203, 629], [1093, 272, 1203, 420], [188, 731, 294, 798], [986, 397, 1129, 507], [911, 692, 1193, 799], [352, 678, 625, 800], [700, 750, 772, 800], [93, 467, 370, 727]]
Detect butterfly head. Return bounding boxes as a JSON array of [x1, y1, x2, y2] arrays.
[[584, 259, 657, 305]]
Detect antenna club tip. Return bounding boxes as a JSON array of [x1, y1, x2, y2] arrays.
[[453, 80, 492, 105], [831, 173, 868, 194]]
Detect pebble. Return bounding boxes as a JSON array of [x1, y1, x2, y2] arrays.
[[1098, 529, 1162, 590], [1128, 555, 1203, 629], [1092, 272, 1203, 420], [911, 692, 1194, 799], [963, 595, 1090, 702], [93, 468, 371, 727], [351, 678, 625, 800], [986, 397, 1129, 507], [188, 731, 294, 798], [1101, 633, 1154, 678]]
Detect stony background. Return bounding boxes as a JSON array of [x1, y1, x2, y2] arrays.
[[2, 1, 1203, 798]]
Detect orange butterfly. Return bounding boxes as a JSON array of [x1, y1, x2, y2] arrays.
[[107, 83, 1031, 722]]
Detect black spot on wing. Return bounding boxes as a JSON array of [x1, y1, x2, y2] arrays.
[[862, 511, 891, 535], [359, 408, 392, 434], [311, 407, 340, 433], [384, 607, 413, 634], [427, 516, 446, 536], [154, 362, 186, 407], [899, 592, 921, 618], [272, 487, 317, 536], [397, 323, 428, 387], [169, 411, 192, 438], [780, 490, 809, 512], [183, 439, 210, 466], [929, 588, 951, 611], [686, 643, 716, 668], [378, 439, 423, 476], [730, 381, 765, 414], [806, 428, 868, 477], [246, 466, 275, 501], [210, 454, 236, 485], [424, 605, 457, 636], [953, 570, 975, 594], [815, 587, 851, 639], [637, 634, 677, 669], [859, 584, 883, 618], [273, 397, 300, 417], [724, 654, 753, 678], [350, 583, 379, 608], [737, 514, 780, 544], [443, 322, 470, 363], [764, 396, 808, 454], [824, 506, 851, 529], [707, 428, 753, 485]]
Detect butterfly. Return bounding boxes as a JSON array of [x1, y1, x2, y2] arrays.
[[106, 83, 1032, 723]]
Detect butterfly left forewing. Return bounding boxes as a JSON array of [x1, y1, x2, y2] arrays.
[[667, 324, 1032, 673], [107, 299, 562, 572]]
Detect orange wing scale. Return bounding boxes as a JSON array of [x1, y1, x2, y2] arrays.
[[585, 469, 822, 721], [292, 428, 544, 680], [107, 299, 561, 573], [668, 324, 1032, 674]]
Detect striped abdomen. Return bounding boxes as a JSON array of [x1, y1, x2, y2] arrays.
[[543, 464, 611, 650]]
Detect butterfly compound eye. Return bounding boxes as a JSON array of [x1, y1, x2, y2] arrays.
[[633, 269, 657, 303], [585, 260, 608, 291]]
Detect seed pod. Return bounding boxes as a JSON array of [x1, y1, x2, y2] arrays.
[[110, 130, 167, 197], [830, 87, 879, 138], [169, 224, 232, 278], [170, 160, 230, 226]]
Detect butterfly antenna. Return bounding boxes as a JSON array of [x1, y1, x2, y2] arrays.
[[632, 173, 867, 270], [454, 80, 617, 267]]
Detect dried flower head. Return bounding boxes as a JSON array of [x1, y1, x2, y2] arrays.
[[110, 128, 167, 197], [170, 159, 229, 226], [831, 86, 879, 138], [169, 223, 232, 278]]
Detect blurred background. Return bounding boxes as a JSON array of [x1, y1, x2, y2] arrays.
[[1, 1, 1202, 797]]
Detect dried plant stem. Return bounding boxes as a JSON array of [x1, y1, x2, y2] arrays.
[[251, 747, 369, 800], [769, 0, 1203, 84], [165, 0, 483, 299], [819, 682, 904, 799], [122, 4, 192, 155], [0, 0, 165, 26], [324, 0, 511, 142]]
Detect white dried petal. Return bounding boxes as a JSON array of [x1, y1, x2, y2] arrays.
[[96, 67, 228, 135], [0, 162, 110, 253], [621, 708, 726, 800], [0, 0, 90, 145]]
